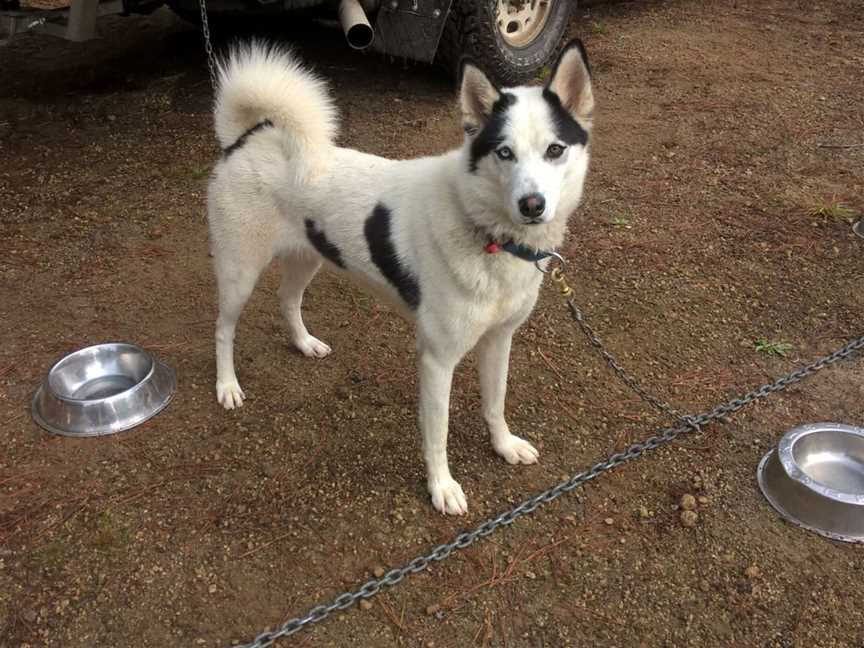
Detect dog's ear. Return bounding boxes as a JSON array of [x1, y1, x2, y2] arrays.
[[546, 40, 594, 122], [459, 58, 501, 134]]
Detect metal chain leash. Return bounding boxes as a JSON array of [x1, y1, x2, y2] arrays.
[[548, 265, 728, 428], [233, 265, 864, 647], [546, 264, 864, 427], [565, 296, 685, 421], [198, 0, 217, 91]]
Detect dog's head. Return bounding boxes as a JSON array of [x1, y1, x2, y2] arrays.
[[459, 40, 594, 232]]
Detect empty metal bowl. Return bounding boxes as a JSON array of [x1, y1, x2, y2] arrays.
[[854, 219, 864, 239], [32, 342, 176, 437], [757, 422, 864, 543]]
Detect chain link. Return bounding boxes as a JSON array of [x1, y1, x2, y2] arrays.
[[198, 0, 217, 91]]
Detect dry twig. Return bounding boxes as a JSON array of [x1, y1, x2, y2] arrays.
[[816, 142, 864, 149], [237, 530, 293, 559], [377, 596, 408, 634]]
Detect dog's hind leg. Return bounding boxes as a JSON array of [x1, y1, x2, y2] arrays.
[[477, 324, 539, 465], [278, 252, 332, 358], [214, 253, 269, 410]]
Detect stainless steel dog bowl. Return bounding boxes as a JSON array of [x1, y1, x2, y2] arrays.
[[32, 343, 176, 437], [757, 423, 864, 543], [854, 219, 864, 239]]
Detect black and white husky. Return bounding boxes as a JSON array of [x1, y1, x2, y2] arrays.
[[207, 40, 594, 514]]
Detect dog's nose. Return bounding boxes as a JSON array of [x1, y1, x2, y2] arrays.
[[518, 193, 546, 220]]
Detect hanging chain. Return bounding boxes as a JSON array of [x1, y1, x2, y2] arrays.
[[551, 266, 684, 421], [550, 265, 710, 428], [232, 262, 864, 647], [198, 0, 217, 91]]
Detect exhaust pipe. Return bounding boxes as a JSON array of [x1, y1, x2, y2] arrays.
[[339, 0, 374, 50]]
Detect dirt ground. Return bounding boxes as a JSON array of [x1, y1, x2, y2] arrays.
[[1, 1, 863, 646]]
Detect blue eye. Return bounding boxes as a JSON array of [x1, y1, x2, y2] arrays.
[[495, 146, 514, 161]]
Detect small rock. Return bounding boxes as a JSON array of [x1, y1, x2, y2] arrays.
[[425, 604, 440, 616], [744, 565, 761, 579], [525, 571, 536, 580], [604, 517, 614, 526], [680, 510, 698, 527], [372, 566, 386, 578], [208, 584, 217, 594], [698, 496, 710, 505], [359, 600, 373, 611], [638, 506, 650, 519], [680, 494, 697, 511]]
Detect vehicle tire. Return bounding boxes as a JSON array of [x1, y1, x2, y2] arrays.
[[167, 0, 202, 25], [437, 0, 573, 86]]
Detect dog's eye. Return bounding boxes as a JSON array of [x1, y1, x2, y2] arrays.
[[495, 146, 514, 161], [546, 144, 566, 159]]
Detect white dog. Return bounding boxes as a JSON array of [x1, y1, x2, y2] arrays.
[[207, 39, 594, 515]]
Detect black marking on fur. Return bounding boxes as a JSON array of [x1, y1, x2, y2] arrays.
[[364, 203, 421, 309], [542, 88, 589, 147], [468, 93, 517, 173], [222, 119, 274, 157], [304, 219, 345, 268], [551, 39, 592, 80]]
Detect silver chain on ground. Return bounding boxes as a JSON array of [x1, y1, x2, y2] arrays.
[[564, 299, 686, 422], [234, 320, 864, 647], [198, 0, 217, 91]]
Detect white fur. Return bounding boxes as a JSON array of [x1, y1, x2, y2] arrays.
[[214, 42, 338, 180], [207, 42, 593, 515]]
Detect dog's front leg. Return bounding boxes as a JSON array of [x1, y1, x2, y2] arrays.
[[419, 347, 468, 515], [477, 326, 539, 465]]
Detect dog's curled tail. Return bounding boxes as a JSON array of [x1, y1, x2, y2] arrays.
[[214, 42, 338, 157]]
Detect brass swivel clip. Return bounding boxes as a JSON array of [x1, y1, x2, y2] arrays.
[[550, 265, 573, 299], [536, 252, 572, 299]]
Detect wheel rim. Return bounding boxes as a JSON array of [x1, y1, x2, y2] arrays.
[[496, 0, 553, 49]]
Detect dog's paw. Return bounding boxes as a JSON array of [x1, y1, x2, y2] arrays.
[[493, 434, 540, 465], [429, 477, 468, 516], [216, 380, 245, 410], [294, 334, 332, 359]]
